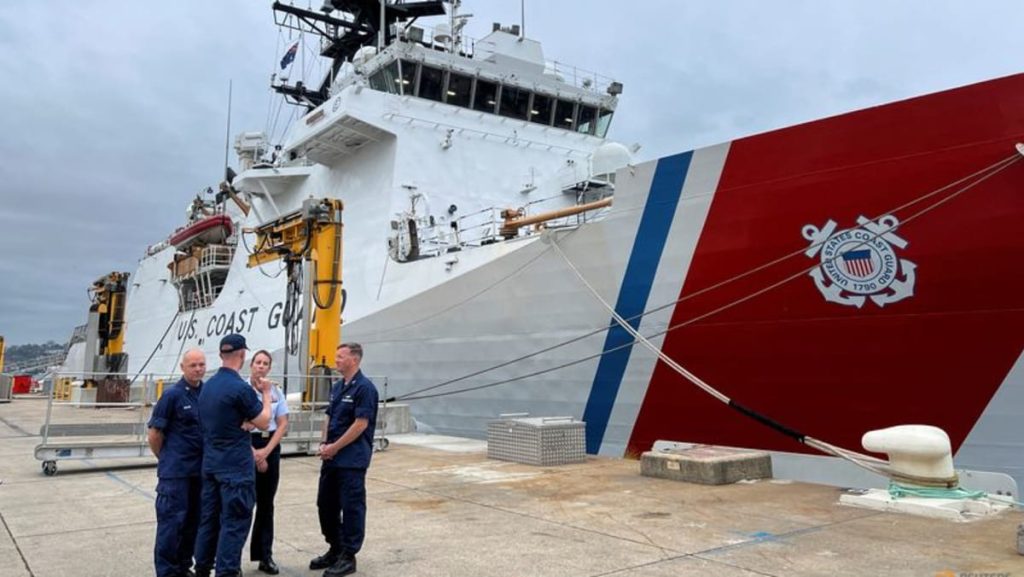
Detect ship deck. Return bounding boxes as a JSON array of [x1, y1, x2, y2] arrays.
[[1, 396, 1021, 576]]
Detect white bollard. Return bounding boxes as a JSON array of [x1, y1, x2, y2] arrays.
[[862, 424, 955, 482]]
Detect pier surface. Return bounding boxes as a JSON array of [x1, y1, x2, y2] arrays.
[[1, 396, 1021, 576]]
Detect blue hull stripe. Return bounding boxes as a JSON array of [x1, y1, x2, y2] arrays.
[[583, 152, 693, 453]]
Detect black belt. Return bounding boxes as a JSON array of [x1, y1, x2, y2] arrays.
[[251, 431, 271, 439]]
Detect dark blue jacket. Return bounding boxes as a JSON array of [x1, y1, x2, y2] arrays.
[[198, 367, 263, 478], [324, 370, 378, 469], [148, 378, 204, 478]]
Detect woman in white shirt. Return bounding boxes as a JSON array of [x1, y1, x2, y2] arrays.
[[247, 350, 289, 575]]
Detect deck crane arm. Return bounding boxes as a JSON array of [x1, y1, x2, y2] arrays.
[[246, 198, 344, 398]]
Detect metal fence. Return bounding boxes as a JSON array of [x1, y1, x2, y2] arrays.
[[33, 371, 393, 476]]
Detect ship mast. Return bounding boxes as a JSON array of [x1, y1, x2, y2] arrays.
[[271, 0, 446, 110]]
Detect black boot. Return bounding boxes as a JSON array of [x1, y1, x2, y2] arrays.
[[309, 549, 340, 570], [257, 557, 279, 575], [324, 553, 356, 577]]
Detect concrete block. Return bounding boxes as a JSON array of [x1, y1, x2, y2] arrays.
[[129, 385, 149, 405], [379, 403, 414, 435], [641, 445, 772, 485], [70, 385, 97, 408]]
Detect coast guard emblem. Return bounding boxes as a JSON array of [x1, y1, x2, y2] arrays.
[[802, 214, 916, 308]]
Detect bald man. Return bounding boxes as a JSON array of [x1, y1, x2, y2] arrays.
[[148, 348, 207, 577]]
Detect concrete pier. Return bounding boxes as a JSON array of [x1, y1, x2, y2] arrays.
[[1, 396, 1021, 576]]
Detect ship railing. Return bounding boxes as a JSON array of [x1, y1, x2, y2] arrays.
[[414, 235, 459, 258], [543, 60, 618, 95], [69, 324, 88, 344], [398, 185, 615, 259], [177, 286, 205, 312], [172, 243, 235, 311], [198, 244, 235, 271], [173, 243, 236, 280], [402, 23, 617, 95], [390, 208, 499, 259], [407, 206, 571, 253], [398, 22, 478, 59], [274, 156, 316, 169], [446, 205, 500, 246], [448, 191, 611, 247], [145, 239, 171, 257]]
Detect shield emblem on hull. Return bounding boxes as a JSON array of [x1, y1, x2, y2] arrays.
[[802, 214, 916, 308], [840, 249, 875, 278]]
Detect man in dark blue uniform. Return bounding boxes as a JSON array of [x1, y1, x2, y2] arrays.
[[148, 348, 207, 577], [309, 343, 379, 577], [193, 334, 273, 577]]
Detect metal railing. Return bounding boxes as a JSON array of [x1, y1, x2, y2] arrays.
[[395, 190, 614, 259], [173, 243, 237, 312], [34, 370, 393, 475], [6, 351, 68, 374], [401, 23, 619, 95]]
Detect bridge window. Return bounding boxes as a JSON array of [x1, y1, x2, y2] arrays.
[[368, 59, 610, 137], [446, 72, 473, 107], [530, 93, 553, 125], [418, 65, 445, 102], [473, 79, 498, 112], [398, 60, 417, 95], [577, 105, 598, 135], [596, 108, 614, 137], [554, 99, 576, 130], [499, 85, 530, 120], [368, 60, 401, 94]]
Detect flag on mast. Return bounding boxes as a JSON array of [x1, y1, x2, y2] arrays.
[[280, 41, 299, 70]]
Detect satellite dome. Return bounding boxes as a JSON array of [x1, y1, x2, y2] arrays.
[[591, 142, 631, 175]]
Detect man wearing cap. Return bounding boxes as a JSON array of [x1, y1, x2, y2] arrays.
[[193, 334, 273, 577], [309, 343, 378, 577], [147, 348, 206, 577]]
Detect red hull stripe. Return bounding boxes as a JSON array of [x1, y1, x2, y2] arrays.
[[628, 74, 1024, 458]]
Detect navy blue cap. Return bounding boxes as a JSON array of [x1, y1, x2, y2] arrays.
[[219, 333, 248, 353]]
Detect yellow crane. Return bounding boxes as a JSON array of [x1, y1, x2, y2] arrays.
[[81, 272, 131, 401], [246, 198, 344, 401], [88, 272, 129, 367]]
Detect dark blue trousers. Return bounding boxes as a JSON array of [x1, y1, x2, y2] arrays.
[[154, 477, 202, 577], [317, 467, 367, 556], [193, 473, 255, 576], [249, 437, 281, 562]]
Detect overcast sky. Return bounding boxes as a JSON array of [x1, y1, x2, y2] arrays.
[[1, 1, 1022, 345]]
